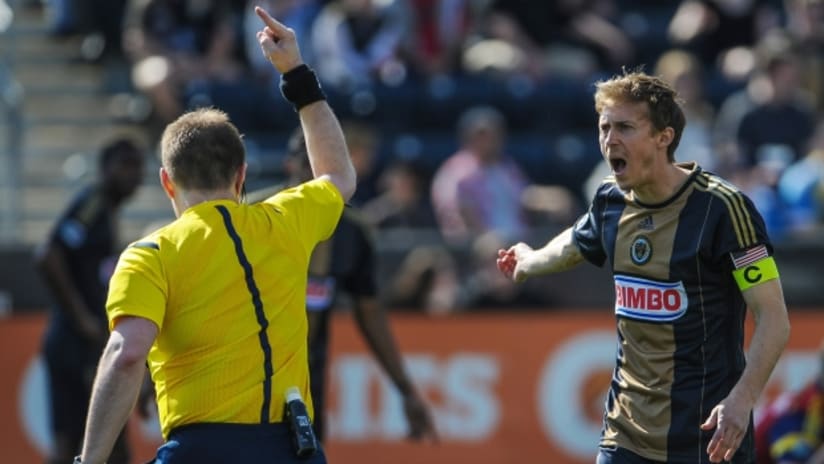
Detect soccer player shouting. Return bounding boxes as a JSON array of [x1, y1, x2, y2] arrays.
[[497, 70, 790, 464]]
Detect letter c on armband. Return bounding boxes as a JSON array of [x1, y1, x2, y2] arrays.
[[732, 256, 779, 291], [744, 266, 762, 284]]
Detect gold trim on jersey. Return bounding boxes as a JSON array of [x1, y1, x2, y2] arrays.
[[694, 173, 757, 248]]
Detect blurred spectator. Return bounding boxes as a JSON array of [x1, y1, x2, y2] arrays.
[[33, 138, 145, 464], [754, 340, 824, 464], [402, 0, 473, 78], [736, 30, 816, 169], [784, 0, 824, 112], [431, 105, 578, 244], [341, 119, 382, 205], [45, 0, 130, 61], [777, 118, 824, 236], [470, 0, 634, 80], [362, 157, 438, 229], [667, 0, 782, 78], [310, 0, 413, 91], [123, 0, 247, 126], [727, 31, 819, 242], [242, 0, 321, 83], [430, 105, 530, 244], [655, 48, 717, 171], [712, 69, 768, 176], [382, 243, 462, 314]]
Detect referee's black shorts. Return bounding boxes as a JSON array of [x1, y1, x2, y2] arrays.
[[153, 422, 327, 464]]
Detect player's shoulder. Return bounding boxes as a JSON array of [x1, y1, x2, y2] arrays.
[[691, 169, 760, 217], [246, 182, 288, 205], [64, 185, 106, 224], [693, 169, 744, 196], [123, 220, 178, 256], [592, 175, 624, 200]]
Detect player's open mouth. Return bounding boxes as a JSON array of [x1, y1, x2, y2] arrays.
[[610, 158, 627, 175]]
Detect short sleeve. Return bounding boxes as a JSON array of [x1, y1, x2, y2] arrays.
[[106, 242, 168, 331], [711, 190, 773, 262], [572, 185, 608, 267], [264, 178, 344, 255]]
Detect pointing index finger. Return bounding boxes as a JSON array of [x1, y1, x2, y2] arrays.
[[255, 6, 286, 33]]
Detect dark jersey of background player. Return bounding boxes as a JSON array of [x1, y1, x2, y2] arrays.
[[34, 138, 144, 464], [575, 164, 768, 462], [305, 208, 375, 440]]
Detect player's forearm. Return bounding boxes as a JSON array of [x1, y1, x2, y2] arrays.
[[522, 227, 585, 276], [354, 299, 414, 395], [81, 337, 146, 464], [733, 284, 790, 405], [299, 101, 357, 201], [254, 7, 356, 199], [36, 246, 95, 323]]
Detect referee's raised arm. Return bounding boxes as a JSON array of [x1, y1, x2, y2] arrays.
[[255, 6, 357, 201]]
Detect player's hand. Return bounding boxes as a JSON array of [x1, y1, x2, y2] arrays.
[[403, 392, 438, 443], [701, 393, 753, 462], [255, 6, 303, 74], [496, 243, 533, 283]]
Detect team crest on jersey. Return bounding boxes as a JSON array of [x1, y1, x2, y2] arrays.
[[630, 235, 652, 265], [614, 275, 688, 322]]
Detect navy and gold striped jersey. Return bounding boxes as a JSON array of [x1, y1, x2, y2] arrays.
[[573, 163, 773, 463]]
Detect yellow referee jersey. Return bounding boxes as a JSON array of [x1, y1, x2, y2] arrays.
[[106, 178, 343, 438]]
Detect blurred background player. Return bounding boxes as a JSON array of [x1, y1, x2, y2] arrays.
[[33, 137, 145, 464], [248, 127, 437, 443], [755, 340, 824, 464]]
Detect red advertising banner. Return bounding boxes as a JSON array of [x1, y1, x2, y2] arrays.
[[1, 311, 822, 463]]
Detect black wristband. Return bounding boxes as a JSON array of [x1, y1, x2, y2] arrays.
[[280, 64, 326, 111]]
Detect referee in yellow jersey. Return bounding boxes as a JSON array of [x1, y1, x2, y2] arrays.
[[75, 6, 356, 464]]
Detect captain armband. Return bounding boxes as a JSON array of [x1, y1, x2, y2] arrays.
[[732, 256, 779, 291]]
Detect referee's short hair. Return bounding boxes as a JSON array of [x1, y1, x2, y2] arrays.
[[160, 108, 246, 190]]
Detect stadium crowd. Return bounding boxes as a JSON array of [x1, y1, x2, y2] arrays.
[[39, 0, 824, 314]]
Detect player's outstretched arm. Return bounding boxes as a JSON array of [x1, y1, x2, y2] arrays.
[[496, 227, 585, 282], [255, 6, 356, 201]]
